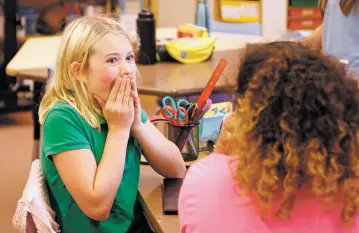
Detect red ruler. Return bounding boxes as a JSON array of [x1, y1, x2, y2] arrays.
[[195, 58, 228, 114], [176, 58, 229, 151]]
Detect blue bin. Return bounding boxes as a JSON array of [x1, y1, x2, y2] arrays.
[[19, 7, 37, 34]]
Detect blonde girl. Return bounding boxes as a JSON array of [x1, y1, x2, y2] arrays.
[[39, 15, 186, 233]]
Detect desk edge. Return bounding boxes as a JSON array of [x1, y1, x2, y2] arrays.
[[137, 189, 165, 233]]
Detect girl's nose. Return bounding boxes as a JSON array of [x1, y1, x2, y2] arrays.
[[118, 64, 129, 77]]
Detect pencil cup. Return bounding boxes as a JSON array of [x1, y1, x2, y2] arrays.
[[167, 124, 200, 162]]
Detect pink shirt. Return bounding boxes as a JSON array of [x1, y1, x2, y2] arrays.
[[178, 153, 359, 233]]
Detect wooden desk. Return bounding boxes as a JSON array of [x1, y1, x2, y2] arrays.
[[10, 50, 240, 161], [14, 49, 240, 161], [5, 28, 264, 76], [138, 165, 178, 233], [14, 49, 240, 96], [138, 152, 208, 233]]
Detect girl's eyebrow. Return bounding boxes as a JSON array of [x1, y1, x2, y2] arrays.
[[105, 52, 120, 57], [105, 51, 133, 57]]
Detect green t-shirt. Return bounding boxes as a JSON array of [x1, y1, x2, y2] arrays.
[[41, 102, 148, 233]]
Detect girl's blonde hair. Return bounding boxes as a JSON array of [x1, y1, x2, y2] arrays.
[[39, 15, 130, 130]]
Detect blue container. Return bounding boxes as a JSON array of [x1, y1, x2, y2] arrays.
[[195, 0, 211, 33], [19, 7, 37, 34]]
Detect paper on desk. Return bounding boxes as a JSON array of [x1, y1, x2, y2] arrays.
[[199, 113, 229, 141], [205, 101, 233, 116], [199, 102, 233, 141]]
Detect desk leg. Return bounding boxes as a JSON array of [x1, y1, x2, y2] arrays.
[[32, 81, 43, 161]]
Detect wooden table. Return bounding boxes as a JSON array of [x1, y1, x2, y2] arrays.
[[5, 28, 264, 77], [13, 49, 240, 96], [15, 49, 240, 161], [138, 152, 209, 233], [139, 165, 179, 233]]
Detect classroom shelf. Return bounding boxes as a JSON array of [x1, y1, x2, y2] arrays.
[[287, 0, 322, 30], [290, 0, 318, 7]]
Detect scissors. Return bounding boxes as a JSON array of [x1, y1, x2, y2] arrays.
[[161, 96, 190, 120], [176, 59, 228, 151], [187, 99, 212, 124], [161, 106, 189, 126], [194, 99, 212, 122]]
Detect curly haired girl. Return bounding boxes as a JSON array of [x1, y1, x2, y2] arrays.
[[179, 41, 359, 233]]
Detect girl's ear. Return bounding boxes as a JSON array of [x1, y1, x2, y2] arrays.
[[70, 62, 81, 77]]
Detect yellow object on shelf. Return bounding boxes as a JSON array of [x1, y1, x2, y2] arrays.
[[219, 0, 260, 23], [165, 37, 216, 64], [177, 24, 209, 38]]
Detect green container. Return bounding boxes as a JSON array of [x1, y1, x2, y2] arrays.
[[290, 0, 318, 7]]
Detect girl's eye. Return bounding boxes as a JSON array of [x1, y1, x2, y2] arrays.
[[107, 57, 118, 64], [126, 54, 134, 61]]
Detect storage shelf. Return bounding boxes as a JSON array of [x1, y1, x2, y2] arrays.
[[287, 0, 322, 30]]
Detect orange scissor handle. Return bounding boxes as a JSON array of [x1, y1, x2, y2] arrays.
[[161, 106, 176, 120], [161, 106, 189, 126], [176, 107, 189, 126]]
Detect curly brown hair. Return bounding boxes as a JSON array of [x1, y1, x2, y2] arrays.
[[215, 41, 359, 225]]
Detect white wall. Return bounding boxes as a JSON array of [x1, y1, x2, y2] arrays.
[[155, 0, 288, 38], [16, 0, 288, 38], [261, 0, 287, 38], [157, 0, 196, 27]]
